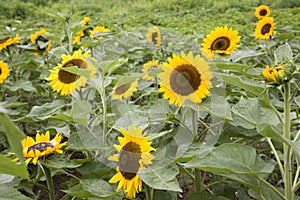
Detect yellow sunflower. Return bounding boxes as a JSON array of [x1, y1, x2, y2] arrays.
[[0, 34, 20, 51], [22, 131, 67, 165], [262, 65, 285, 82], [201, 26, 241, 60], [158, 51, 213, 107], [73, 30, 85, 45], [90, 26, 110, 40], [147, 26, 161, 47], [0, 61, 10, 84], [142, 60, 160, 81], [30, 29, 52, 55], [111, 81, 138, 101], [47, 49, 96, 95], [81, 17, 90, 26], [255, 5, 271, 19], [255, 17, 276, 40], [108, 125, 155, 199]]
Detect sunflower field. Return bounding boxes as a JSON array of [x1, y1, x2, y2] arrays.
[[1, 0, 300, 199]]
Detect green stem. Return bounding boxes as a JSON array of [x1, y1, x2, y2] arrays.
[[283, 82, 293, 200], [194, 168, 202, 192], [258, 177, 285, 200], [145, 184, 153, 200], [267, 138, 284, 178], [40, 164, 55, 200]]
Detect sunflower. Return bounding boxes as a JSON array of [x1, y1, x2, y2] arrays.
[[158, 51, 213, 107], [147, 26, 161, 47], [201, 26, 240, 60], [73, 30, 85, 45], [262, 65, 285, 82], [22, 131, 67, 165], [90, 26, 110, 40], [255, 5, 271, 19], [30, 29, 51, 55], [0, 61, 10, 84], [111, 81, 138, 101], [255, 17, 276, 40], [0, 34, 20, 51], [48, 49, 96, 95], [81, 17, 90, 26], [108, 125, 155, 199], [142, 60, 160, 81]]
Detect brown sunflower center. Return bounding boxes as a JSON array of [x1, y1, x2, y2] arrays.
[[28, 142, 54, 152], [151, 32, 158, 45], [119, 141, 141, 180], [259, 9, 267, 16], [0, 37, 9, 45], [115, 83, 131, 95], [0, 67, 2, 75], [170, 64, 201, 96], [58, 58, 88, 84], [211, 36, 230, 51], [261, 24, 271, 35]]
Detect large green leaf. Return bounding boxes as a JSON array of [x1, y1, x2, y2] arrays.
[[274, 43, 293, 63], [0, 156, 28, 178], [60, 66, 91, 79], [71, 100, 92, 126], [7, 80, 37, 93], [0, 184, 31, 200], [40, 154, 82, 169]]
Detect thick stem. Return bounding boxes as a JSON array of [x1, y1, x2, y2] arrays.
[[145, 184, 153, 200], [283, 82, 293, 200], [40, 164, 55, 200]]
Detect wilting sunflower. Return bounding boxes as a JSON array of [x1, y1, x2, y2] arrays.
[[255, 17, 276, 40], [201, 26, 240, 60], [147, 26, 161, 47], [111, 81, 138, 101], [0, 34, 20, 51], [142, 60, 160, 81], [0, 61, 10, 84], [109, 125, 155, 199], [255, 5, 271, 19], [22, 131, 67, 165], [262, 65, 285, 82], [90, 26, 110, 40], [48, 49, 96, 95], [158, 51, 213, 107], [30, 29, 52, 55]]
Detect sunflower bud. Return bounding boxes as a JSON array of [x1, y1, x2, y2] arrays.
[[262, 65, 286, 84]]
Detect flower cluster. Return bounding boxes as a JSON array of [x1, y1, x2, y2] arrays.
[[254, 5, 276, 40]]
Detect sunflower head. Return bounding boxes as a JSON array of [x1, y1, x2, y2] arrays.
[[47, 49, 97, 95], [30, 29, 51, 55], [108, 125, 155, 199], [73, 30, 85, 45], [201, 26, 240, 60], [111, 81, 138, 101], [158, 51, 213, 107], [147, 26, 161, 47], [22, 131, 67, 165], [0, 35, 20, 51], [90, 26, 110, 40], [142, 60, 160, 81], [262, 65, 286, 83], [0, 61, 10, 84], [81, 17, 90, 26], [255, 17, 276, 40], [255, 5, 271, 19]]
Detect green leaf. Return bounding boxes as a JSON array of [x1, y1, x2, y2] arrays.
[[139, 163, 182, 192], [188, 192, 230, 200], [60, 66, 91, 79], [256, 124, 286, 143], [212, 61, 251, 70], [0, 113, 25, 162], [114, 73, 143, 88], [230, 50, 265, 62], [274, 43, 293, 62], [81, 179, 116, 198], [71, 100, 92, 125], [0, 155, 28, 178], [7, 80, 37, 93], [295, 95, 300, 107], [40, 154, 82, 169], [0, 184, 31, 200]]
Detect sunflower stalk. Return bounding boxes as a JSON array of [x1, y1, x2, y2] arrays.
[[39, 163, 55, 200], [145, 184, 154, 200]]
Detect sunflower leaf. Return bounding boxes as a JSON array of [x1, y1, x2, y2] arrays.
[[114, 73, 143, 88], [40, 154, 82, 169], [0, 155, 29, 178], [0, 184, 31, 200], [60, 66, 91, 79], [274, 43, 293, 63]]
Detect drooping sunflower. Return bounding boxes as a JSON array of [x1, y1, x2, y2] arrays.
[[262, 65, 285, 82], [201, 26, 241, 60], [90, 26, 110, 40], [111, 81, 138, 101], [142, 60, 160, 81], [0, 61, 10, 84], [0, 34, 20, 51], [30, 29, 52, 56], [22, 131, 67, 165], [158, 51, 213, 107], [255, 17, 276, 40], [147, 26, 161, 47], [108, 125, 155, 199], [48, 49, 96, 95], [255, 5, 271, 19]]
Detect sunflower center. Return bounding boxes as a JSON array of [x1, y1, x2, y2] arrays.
[[115, 84, 131, 95], [28, 142, 54, 152], [151, 32, 158, 45], [170, 64, 201, 96], [261, 24, 271, 35], [0, 37, 9, 45], [259, 9, 267, 16], [58, 59, 87, 84], [0, 68, 2, 75], [211, 36, 230, 51], [119, 141, 141, 180]]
